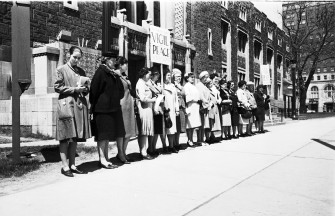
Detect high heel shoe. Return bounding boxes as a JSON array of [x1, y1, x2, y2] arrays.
[[187, 140, 195, 148], [99, 162, 118, 169], [116, 154, 131, 164]]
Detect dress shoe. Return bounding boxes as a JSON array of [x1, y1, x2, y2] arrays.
[[187, 140, 195, 148], [99, 162, 118, 169], [125, 157, 135, 162], [70, 167, 87, 174], [142, 154, 154, 160], [116, 154, 131, 164], [61, 168, 74, 177], [174, 145, 181, 151], [162, 147, 170, 154], [168, 147, 179, 153]]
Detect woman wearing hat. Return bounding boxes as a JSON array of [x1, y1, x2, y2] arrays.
[[254, 85, 268, 133], [195, 71, 212, 145], [183, 72, 201, 147], [219, 79, 232, 140], [135, 67, 156, 160], [147, 68, 167, 155], [206, 79, 221, 143], [172, 68, 186, 150], [236, 80, 251, 136], [89, 55, 124, 169], [227, 81, 240, 138], [163, 68, 179, 153]]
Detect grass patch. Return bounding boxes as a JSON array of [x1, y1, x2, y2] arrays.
[[0, 158, 41, 178]]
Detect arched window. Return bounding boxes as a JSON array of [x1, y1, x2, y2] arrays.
[[324, 85, 335, 98], [311, 86, 319, 98]]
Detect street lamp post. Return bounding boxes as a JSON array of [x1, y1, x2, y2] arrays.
[[290, 60, 298, 120]]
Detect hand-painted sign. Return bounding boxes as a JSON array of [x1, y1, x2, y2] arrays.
[[149, 25, 171, 65]]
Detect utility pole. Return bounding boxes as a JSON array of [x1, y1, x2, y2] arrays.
[[11, 2, 31, 163]]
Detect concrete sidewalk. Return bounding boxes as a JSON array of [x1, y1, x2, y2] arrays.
[[0, 117, 334, 216]]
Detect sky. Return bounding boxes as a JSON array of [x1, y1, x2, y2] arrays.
[[250, 0, 283, 29]]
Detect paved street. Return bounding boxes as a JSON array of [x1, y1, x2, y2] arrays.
[[0, 117, 334, 216]]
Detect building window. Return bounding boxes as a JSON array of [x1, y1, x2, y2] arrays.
[[324, 75, 327, 80], [119, 1, 133, 23], [254, 40, 262, 60], [311, 86, 318, 98], [324, 85, 335, 98], [278, 38, 282, 47], [221, 1, 228, 9], [239, 6, 247, 22], [317, 68, 320, 73], [331, 75, 335, 79], [154, 1, 160, 27], [238, 30, 248, 53], [268, 29, 273, 40], [208, 28, 213, 56], [221, 20, 229, 45], [238, 72, 246, 82], [277, 54, 283, 69], [317, 76, 320, 80], [136, 1, 146, 26], [63, 0, 79, 11], [255, 20, 261, 32], [332, 67, 335, 72], [300, 19, 306, 25], [311, 76, 314, 81], [324, 68, 328, 72]]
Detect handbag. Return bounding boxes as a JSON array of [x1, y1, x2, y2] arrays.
[[163, 108, 173, 129], [238, 106, 252, 119], [57, 97, 74, 120]]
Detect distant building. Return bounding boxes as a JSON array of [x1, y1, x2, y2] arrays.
[[283, 2, 335, 112]]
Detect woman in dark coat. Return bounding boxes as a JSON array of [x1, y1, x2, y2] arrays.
[[254, 85, 269, 133], [89, 56, 125, 169], [227, 81, 240, 139], [54, 46, 91, 177]]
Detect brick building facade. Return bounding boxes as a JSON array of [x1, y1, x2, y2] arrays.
[[184, 1, 291, 105], [0, 1, 102, 48]]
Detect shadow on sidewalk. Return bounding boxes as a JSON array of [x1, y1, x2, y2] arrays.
[[312, 139, 335, 151], [77, 161, 100, 173]]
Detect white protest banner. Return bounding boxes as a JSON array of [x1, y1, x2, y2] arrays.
[[261, 64, 271, 85], [149, 25, 171, 65]]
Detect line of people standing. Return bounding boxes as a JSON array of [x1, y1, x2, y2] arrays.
[[54, 46, 271, 177]]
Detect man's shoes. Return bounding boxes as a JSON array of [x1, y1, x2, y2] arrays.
[[70, 167, 87, 174], [61, 168, 74, 177]]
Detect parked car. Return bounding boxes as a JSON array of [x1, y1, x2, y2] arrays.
[[307, 109, 316, 113]]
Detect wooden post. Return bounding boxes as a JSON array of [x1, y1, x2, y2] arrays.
[[11, 1, 31, 163]]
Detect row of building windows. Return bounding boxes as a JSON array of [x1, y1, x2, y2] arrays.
[[310, 85, 335, 98], [304, 74, 335, 81]]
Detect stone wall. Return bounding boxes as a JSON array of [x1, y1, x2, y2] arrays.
[[0, 42, 101, 137]]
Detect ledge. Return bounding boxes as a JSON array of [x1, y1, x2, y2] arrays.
[[32, 46, 60, 57]]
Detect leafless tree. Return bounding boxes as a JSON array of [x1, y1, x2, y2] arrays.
[[282, 1, 335, 113]]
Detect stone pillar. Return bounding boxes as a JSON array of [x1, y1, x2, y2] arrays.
[[32, 46, 60, 95]]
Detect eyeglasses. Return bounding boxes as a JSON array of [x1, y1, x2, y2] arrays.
[[73, 56, 81, 60]]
